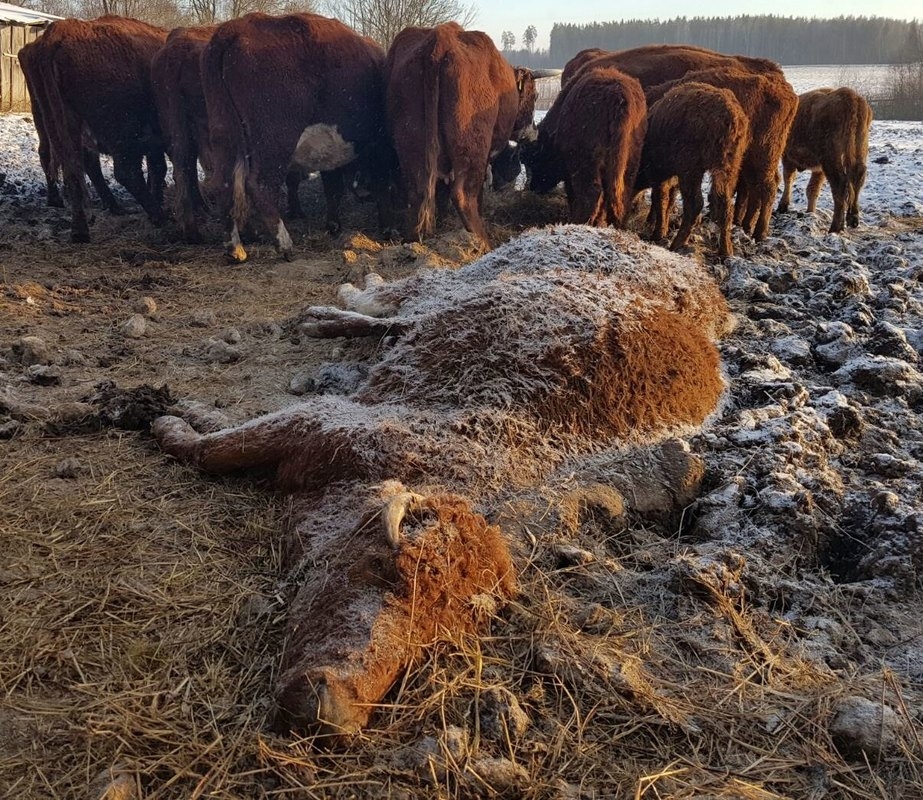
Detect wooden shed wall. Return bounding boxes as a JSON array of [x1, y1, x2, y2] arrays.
[[1, 23, 44, 113]]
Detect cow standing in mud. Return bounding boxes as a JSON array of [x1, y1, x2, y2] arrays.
[[202, 13, 390, 263], [19, 15, 168, 243], [385, 23, 539, 247], [778, 87, 873, 232], [525, 66, 647, 227]]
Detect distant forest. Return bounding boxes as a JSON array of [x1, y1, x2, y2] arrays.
[[502, 15, 923, 68]]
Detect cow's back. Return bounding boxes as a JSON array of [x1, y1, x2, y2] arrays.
[[566, 44, 784, 90], [204, 12, 386, 167], [41, 16, 167, 151]]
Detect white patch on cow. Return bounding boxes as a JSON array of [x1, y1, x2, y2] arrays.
[[292, 124, 356, 172], [276, 220, 293, 253]]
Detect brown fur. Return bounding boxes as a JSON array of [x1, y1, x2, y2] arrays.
[[646, 66, 798, 242], [526, 66, 647, 227], [562, 44, 784, 90], [636, 82, 751, 257], [778, 87, 873, 232], [151, 25, 216, 244], [22, 15, 168, 243], [202, 13, 388, 261], [385, 23, 537, 246], [274, 482, 516, 740]]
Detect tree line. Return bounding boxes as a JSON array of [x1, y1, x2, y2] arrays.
[[547, 16, 923, 67]]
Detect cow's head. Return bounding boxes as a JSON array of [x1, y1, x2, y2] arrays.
[[522, 125, 561, 194], [513, 67, 538, 138], [273, 482, 517, 744]]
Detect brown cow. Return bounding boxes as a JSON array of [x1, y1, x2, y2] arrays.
[[778, 87, 873, 232], [19, 39, 124, 215], [385, 23, 538, 246], [151, 25, 217, 243], [22, 16, 168, 243], [152, 226, 731, 737], [525, 66, 647, 227], [636, 82, 750, 258], [202, 13, 389, 263], [646, 66, 797, 242], [562, 44, 784, 90]]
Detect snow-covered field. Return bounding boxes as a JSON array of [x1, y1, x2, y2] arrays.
[[782, 63, 892, 96]]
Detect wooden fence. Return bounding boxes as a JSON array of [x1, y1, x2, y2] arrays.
[[1, 22, 44, 112]]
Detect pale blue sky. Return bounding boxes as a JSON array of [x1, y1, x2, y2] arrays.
[[475, 2, 920, 50]]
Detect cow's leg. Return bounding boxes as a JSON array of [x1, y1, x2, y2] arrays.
[[321, 168, 346, 236], [113, 153, 166, 227], [805, 169, 825, 213], [245, 161, 294, 260], [670, 172, 705, 252], [147, 150, 168, 210], [648, 183, 667, 242], [285, 169, 304, 219], [749, 168, 779, 241], [847, 161, 866, 228], [173, 141, 203, 243], [83, 149, 122, 215], [777, 162, 797, 214], [824, 165, 849, 233], [56, 115, 91, 243], [450, 168, 490, 246], [710, 168, 736, 259], [38, 140, 63, 208], [435, 181, 451, 221], [733, 176, 749, 227], [153, 415, 293, 475]]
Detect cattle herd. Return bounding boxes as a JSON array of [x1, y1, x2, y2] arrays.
[[17, 13, 874, 261]]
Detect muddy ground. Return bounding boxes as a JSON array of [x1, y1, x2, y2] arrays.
[[2, 174, 923, 799]]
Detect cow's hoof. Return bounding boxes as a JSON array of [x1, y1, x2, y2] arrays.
[[847, 216, 859, 228], [70, 229, 91, 244], [279, 248, 295, 263], [226, 244, 248, 264], [326, 222, 342, 237]]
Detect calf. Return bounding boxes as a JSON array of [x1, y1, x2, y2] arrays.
[[526, 66, 647, 227], [647, 67, 797, 241], [385, 23, 538, 246], [777, 87, 873, 232], [636, 82, 750, 258], [23, 15, 168, 242]]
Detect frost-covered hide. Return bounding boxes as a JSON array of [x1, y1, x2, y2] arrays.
[[152, 226, 732, 740]]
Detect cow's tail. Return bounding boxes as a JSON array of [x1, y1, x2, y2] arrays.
[[417, 43, 441, 238], [602, 88, 631, 226], [201, 30, 249, 231]]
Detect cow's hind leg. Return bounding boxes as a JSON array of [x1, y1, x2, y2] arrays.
[[710, 168, 736, 258], [824, 163, 849, 233], [847, 161, 866, 228], [450, 168, 490, 247], [113, 153, 166, 226], [670, 172, 705, 252], [84, 149, 122, 215], [286, 169, 304, 220], [777, 162, 797, 214], [321, 168, 346, 236], [805, 169, 825, 213]]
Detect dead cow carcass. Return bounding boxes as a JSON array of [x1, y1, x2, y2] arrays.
[[202, 13, 390, 262], [778, 87, 873, 232], [636, 82, 750, 257], [19, 15, 169, 242], [385, 23, 538, 246], [153, 226, 731, 740], [525, 66, 647, 227]]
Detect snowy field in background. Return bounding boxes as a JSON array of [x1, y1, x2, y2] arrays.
[[782, 64, 892, 96]]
